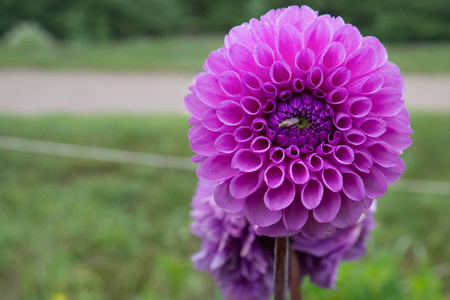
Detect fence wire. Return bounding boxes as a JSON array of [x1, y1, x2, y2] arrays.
[[1, 135, 449, 197]]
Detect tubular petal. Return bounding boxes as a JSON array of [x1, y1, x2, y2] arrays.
[[304, 18, 333, 55], [230, 171, 262, 199], [321, 165, 343, 192], [244, 189, 282, 227], [301, 179, 324, 209], [218, 71, 242, 97], [342, 172, 365, 201], [331, 194, 365, 228], [313, 188, 341, 223], [217, 100, 245, 126], [264, 180, 296, 210], [214, 180, 245, 213], [197, 155, 239, 184], [282, 196, 309, 230], [231, 149, 263, 172]]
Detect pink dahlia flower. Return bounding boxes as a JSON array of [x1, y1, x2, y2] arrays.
[[191, 181, 376, 298], [186, 5, 412, 237]]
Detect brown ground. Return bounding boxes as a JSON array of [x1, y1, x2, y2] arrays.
[[0, 70, 448, 114]]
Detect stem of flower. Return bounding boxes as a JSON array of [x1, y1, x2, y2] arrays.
[[274, 236, 289, 300], [290, 249, 302, 300]]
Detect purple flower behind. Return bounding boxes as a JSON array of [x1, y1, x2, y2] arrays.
[[186, 5, 412, 237], [191, 181, 376, 298], [191, 182, 274, 300]]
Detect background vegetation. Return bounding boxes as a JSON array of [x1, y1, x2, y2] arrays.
[[0, 113, 449, 299], [0, 0, 449, 42], [0, 0, 449, 298]]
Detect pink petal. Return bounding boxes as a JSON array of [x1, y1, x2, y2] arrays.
[[225, 23, 256, 50], [353, 150, 373, 173], [304, 153, 324, 172], [204, 50, 229, 75], [251, 117, 267, 132], [301, 179, 324, 209], [234, 126, 254, 143], [321, 164, 343, 192], [277, 24, 303, 64], [378, 156, 405, 184], [228, 43, 258, 72], [301, 213, 331, 238], [345, 46, 377, 77], [304, 18, 333, 55], [361, 36, 388, 67], [253, 43, 274, 68], [229, 171, 262, 199], [270, 61, 292, 85], [194, 73, 227, 107], [359, 167, 387, 199], [276, 5, 316, 32], [214, 180, 244, 213], [333, 24, 362, 55], [197, 155, 239, 184], [244, 189, 282, 227], [202, 108, 223, 132], [367, 142, 397, 168], [190, 126, 220, 156], [185, 92, 209, 119], [264, 179, 296, 210], [347, 73, 384, 95], [331, 194, 365, 228], [256, 219, 300, 237], [282, 195, 309, 230], [231, 149, 263, 172], [241, 96, 262, 115], [313, 188, 341, 223], [333, 112, 352, 131], [249, 18, 276, 49], [218, 71, 242, 97], [262, 84, 278, 100], [305, 67, 323, 88], [325, 87, 348, 104], [359, 118, 387, 138], [217, 100, 245, 126], [270, 147, 286, 164], [264, 163, 285, 188], [343, 128, 366, 146], [250, 136, 272, 153], [295, 48, 315, 73], [380, 121, 413, 153], [342, 171, 365, 201], [321, 42, 346, 69], [371, 88, 404, 117], [242, 73, 262, 92], [348, 97, 372, 118], [215, 133, 238, 154], [288, 160, 310, 184]]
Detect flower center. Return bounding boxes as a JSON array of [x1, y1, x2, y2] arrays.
[[267, 93, 334, 151]]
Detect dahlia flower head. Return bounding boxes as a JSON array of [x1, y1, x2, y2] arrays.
[[186, 5, 412, 237], [191, 182, 376, 300]]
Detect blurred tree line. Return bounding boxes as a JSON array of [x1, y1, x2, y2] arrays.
[[0, 0, 449, 42]]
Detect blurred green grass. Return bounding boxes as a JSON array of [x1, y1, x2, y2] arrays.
[[0, 36, 449, 73], [0, 113, 449, 299]]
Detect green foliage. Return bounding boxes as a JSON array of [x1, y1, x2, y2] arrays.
[[3, 21, 54, 50], [0, 113, 449, 299], [0, 0, 449, 42], [0, 36, 449, 73]]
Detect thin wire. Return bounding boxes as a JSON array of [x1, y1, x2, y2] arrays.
[[0, 135, 197, 171], [0, 135, 449, 197]]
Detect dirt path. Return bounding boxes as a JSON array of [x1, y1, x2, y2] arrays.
[[0, 70, 448, 114]]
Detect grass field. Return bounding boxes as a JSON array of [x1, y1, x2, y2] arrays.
[[0, 113, 449, 299], [0, 36, 449, 73]]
